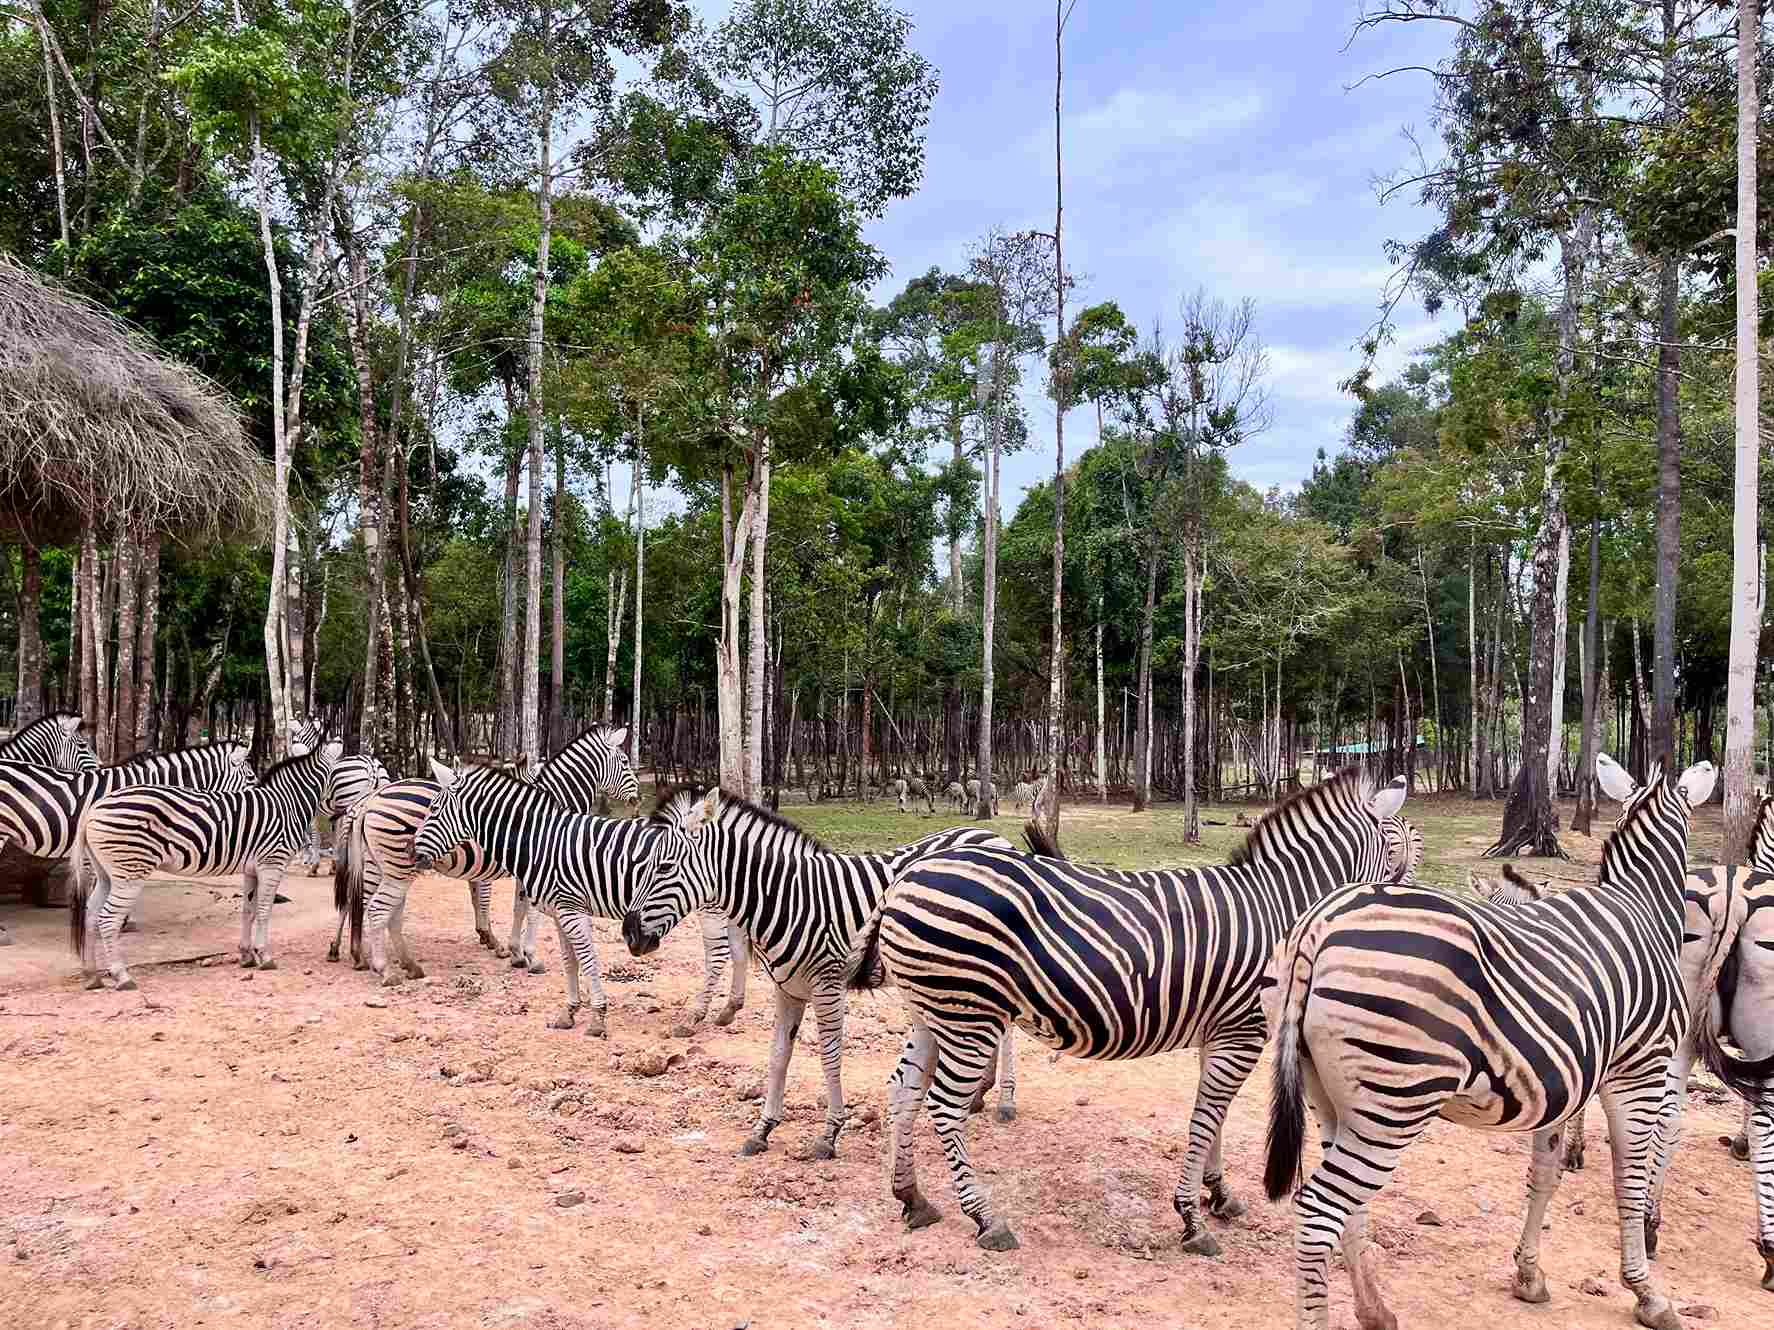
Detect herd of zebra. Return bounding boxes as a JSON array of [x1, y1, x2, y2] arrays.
[[2, 709, 1772, 1329]]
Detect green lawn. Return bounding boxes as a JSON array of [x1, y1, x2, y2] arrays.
[[773, 790, 1731, 895]]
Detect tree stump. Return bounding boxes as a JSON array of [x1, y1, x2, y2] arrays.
[[1484, 761, 1569, 860], [0, 843, 76, 907]]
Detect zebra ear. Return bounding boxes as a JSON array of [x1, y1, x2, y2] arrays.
[[429, 757, 456, 787], [1595, 753, 1637, 803], [607, 727, 629, 750], [1676, 760, 1717, 808], [689, 788, 721, 832], [1367, 777, 1406, 820], [56, 713, 82, 733]]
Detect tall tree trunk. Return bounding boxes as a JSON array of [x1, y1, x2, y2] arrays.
[[33, 9, 69, 255], [247, 97, 290, 759], [496, 433, 522, 754], [1037, 0, 1067, 843], [521, 42, 554, 768], [1095, 607, 1106, 800], [396, 450, 455, 753], [948, 409, 965, 613], [1487, 215, 1590, 860], [1573, 509, 1603, 833], [1418, 546, 1442, 793], [1469, 536, 1481, 793], [1132, 518, 1160, 812], [1724, 0, 1761, 860], [1183, 527, 1202, 843], [1630, 619, 1650, 776], [630, 416, 646, 768], [1651, 0, 1683, 763], [746, 435, 772, 800], [112, 527, 138, 758], [344, 237, 389, 760], [1546, 523, 1570, 790], [717, 463, 757, 793], [974, 346, 1002, 819], [284, 526, 305, 726], [550, 447, 565, 754], [14, 544, 44, 726]]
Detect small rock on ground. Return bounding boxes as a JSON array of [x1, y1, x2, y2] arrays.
[[1580, 1278, 1608, 1296], [613, 1138, 644, 1155], [1415, 1211, 1443, 1227], [1679, 1306, 1718, 1322], [556, 1191, 586, 1208]]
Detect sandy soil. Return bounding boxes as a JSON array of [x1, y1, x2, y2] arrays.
[[1, 863, 1767, 1330]]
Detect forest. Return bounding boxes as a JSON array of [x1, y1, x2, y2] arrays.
[[1, 0, 1770, 859]]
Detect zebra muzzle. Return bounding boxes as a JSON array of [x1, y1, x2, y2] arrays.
[[414, 852, 435, 872], [621, 912, 658, 957]]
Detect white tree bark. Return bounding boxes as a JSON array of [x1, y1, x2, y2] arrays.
[[1095, 610, 1105, 799], [1725, 0, 1762, 857], [1547, 521, 1570, 790], [746, 439, 773, 800], [248, 104, 290, 759], [717, 464, 758, 793], [631, 415, 646, 768], [974, 345, 1001, 817], [521, 28, 555, 768]]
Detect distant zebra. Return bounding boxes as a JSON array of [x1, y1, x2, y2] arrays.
[[1470, 862, 1547, 906], [72, 742, 343, 987], [892, 776, 936, 814], [1009, 780, 1035, 815], [411, 761, 669, 1037], [0, 742, 254, 863], [963, 777, 999, 818], [623, 788, 1018, 1159], [942, 781, 965, 812], [305, 754, 390, 875], [1261, 758, 1720, 1330], [0, 712, 95, 773], [841, 769, 1410, 1252]]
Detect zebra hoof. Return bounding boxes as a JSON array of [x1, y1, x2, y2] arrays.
[[326, 945, 340, 963], [1211, 1194, 1248, 1220], [1732, 1134, 1751, 1162], [1633, 1295, 1682, 1330], [239, 950, 255, 968], [800, 1139, 837, 1162], [115, 977, 137, 992], [547, 1010, 575, 1030], [1758, 1244, 1774, 1291], [1178, 1228, 1221, 1257], [899, 1193, 943, 1230], [353, 958, 371, 972], [256, 957, 277, 972], [1513, 1268, 1550, 1304], [583, 1014, 607, 1039], [404, 963, 425, 979], [380, 973, 403, 990], [83, 975, 105, 991], [976, 1221, 1020, 1252], [120, 918, 139, 934], [492, 943, 510, 960], [712, 1004, 740, 1027], [1563, 1144, 1585, 1172], [739, 1136, 769, 1157], [510, 953, 529, 969], [996, 1105, 1018, 1124], [526, 960, 546, 976]]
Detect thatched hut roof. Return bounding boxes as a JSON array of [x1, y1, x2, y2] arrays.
[[0, 253, 274, 547]]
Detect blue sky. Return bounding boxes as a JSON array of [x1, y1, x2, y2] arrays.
[[857, 1, 1454, 507]]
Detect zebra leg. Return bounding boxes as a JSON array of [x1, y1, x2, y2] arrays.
[[798, 981, 848, 1161], [508, 886, 544, 974], [364, 878, 397, 979], [388, 893, 423, 984], [1748, 1097, 1774, 1291], [686, 912, 729, 1026], [556, 911, 608, 1038], [481, 881, 508, 959], [887, 1018, 942, 1230], [1734, 1098, 1753, 1162], [1202, 1121, 1247, 1220], [1644, 1041, 1697, 1260], [1510, 1126, 1566, 1303], [95, 878, 146, 992], [81, 873, 111, 990], [1290, 1110, 1417, 1330], [238, 867, 259, 967], [713, 919, 749, 1026], [546, 913, 582, 1030], [741, 987, 807, 1156], [924, 1021, 1017, 1250], [1563, 1101, 1589, 1170], [993, 1032, 1017, 1123], [249, 861, 284, 970], [1598, 1079, 1683, 1330], [1171, 1033, 1263, 1255]]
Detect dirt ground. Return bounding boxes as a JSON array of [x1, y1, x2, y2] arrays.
[[2, 848, 1768, 1330]]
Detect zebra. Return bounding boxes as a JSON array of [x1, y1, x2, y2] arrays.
[[621, 788, 1018, 1160], [1261, 758, 1720, 1330], [71, 742, 343, 987], [892, 776, 936, 814], [1009, 779, 1035, 815], [963, 777, 999, 818], [1470, 862, 1548, 906], [409, 760, 671, 1037], [839, 768, 1411, 1253], [942, 781, 965, 812], [0, 711, 96, 773], [0, 742, 255, 863], [305, 754, 390, 876]]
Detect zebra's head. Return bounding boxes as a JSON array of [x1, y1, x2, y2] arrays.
[[621, 785, 723, 957], [1752, 792, 1774, 874], [413, 759, 547, 871], [218, 742, 256, 794], [532, 725, 639, 813], [1593, 754, 1714, 891], [0, 712, 97, 773], [288, 717, 323, 756], [1381, 814, 1425, 884]]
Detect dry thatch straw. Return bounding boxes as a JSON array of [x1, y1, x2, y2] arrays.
[[0, 253, 274, 546]]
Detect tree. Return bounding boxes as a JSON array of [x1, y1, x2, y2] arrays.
[[1724, 0, 1760, 859]]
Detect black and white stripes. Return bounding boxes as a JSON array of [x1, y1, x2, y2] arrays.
[[0, 711, 95, 773]]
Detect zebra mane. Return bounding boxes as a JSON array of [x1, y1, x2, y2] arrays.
[[1596, 765, 1680, 886], [1226, 766, 1368, 869], [112, 740, 242, 769], [651, 784, 832, 853], [258, 745, 325, 783]]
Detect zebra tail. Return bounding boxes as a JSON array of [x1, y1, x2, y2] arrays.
[[1023, 819, 1065, 859], [1695, 883, 1774, 1103], [1263, 947, 1311, 1203], [332, 809, 356, 916], [844, 901, 890, 992], [68, 829, 93, 959], [345, 813, 369, 960]]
